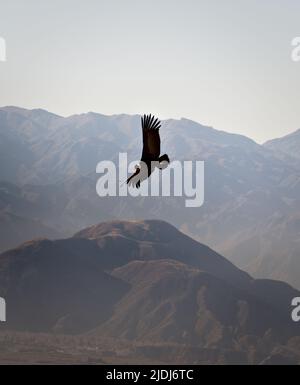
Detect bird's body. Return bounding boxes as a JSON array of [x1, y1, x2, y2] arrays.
[[127, 114, 170, 188]]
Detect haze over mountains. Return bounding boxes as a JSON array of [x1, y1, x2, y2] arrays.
[[0, 106, 300, 290], [1, 220, 300, 364], [264, 129, 300, 169]]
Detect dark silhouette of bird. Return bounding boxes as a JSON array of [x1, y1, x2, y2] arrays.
[[127, 114, 170, 188]]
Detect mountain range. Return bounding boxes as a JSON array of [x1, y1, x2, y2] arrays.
[[0, 220, 300, 364], [0, 106, 300, 289], [265, 129, 300, 169]]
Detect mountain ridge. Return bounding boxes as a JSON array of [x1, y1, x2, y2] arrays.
[[0, 219, 299, 364], [1, 106, 300, 290]]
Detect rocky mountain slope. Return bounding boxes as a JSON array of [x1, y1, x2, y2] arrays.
[[1, 106, 300, 290], [0, 220, 299, 364]]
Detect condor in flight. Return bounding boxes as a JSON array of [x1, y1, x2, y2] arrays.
[[126, 114, 170, 188]]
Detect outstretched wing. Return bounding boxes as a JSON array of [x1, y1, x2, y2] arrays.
[[141, 114, 161, 161]]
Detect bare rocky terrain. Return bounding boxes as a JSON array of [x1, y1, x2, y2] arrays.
[[1, 107, 300, 289], [0, 220, 300, 364]]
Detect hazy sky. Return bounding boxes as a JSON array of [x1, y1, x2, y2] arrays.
[[0, 0, 299, 143]]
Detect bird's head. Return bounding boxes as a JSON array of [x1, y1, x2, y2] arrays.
[[159, 161, 169, 170]]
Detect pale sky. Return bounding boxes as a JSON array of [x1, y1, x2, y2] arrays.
[[0, 0, 299, 143]]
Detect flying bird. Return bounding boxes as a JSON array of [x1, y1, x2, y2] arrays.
[[127, 114, 170, 188]]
